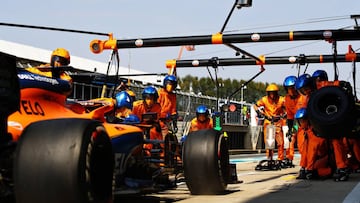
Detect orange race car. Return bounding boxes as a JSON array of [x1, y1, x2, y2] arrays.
[[0, 51, 231, 203]]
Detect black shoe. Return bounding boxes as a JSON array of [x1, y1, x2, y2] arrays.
[[354, 168, 360, 173], [280, 160, 288, 169], [305, 170, 313, 180], [285, 159, 295, 168], [305, 170, 318, 180], [296, 168, 306, 179], [333, 168, 349, 182]]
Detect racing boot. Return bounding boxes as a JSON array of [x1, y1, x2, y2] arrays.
[[333, 168, 349, 182], [296, 168, 306, 179], [354, 168, 360, 173], [279, 159, 287, 169], [305, 170, 318, 180], [286, 159, 295, 168]]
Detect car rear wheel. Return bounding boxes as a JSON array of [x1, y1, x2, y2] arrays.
[[14, 118, 114, 203], [183, 129, 229, 195]]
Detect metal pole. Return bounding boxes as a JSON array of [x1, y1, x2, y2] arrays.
[[90, 29, 360, 53], [240, 87, 244, 125], [166, 53, 360, 68]]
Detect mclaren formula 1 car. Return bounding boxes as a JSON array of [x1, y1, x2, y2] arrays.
[[0, 51, 231, 203]]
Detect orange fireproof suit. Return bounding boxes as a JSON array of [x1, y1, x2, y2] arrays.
[[284, 93, 301, 161], [295, 94, 309, 168], [157, 87, 177, 118], [343, 137, 360, 171], [132, 100, 163, 141], [132, 100, 164, 156], [254, 95, 286, 160], [157, 87, 177, 136], [189, 117, 213, 132], [300, 124, 332, 177]]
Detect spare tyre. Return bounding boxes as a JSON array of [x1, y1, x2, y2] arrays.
[[183, 129, 229, 195], [307, 86, 355, 138], [14, 118, 114, 203]]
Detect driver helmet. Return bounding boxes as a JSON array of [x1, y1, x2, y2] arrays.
[[50, 48, 70, 66]]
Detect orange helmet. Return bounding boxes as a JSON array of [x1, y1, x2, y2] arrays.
[[266, 84, 279, 92], [51, 48, 70, 66]]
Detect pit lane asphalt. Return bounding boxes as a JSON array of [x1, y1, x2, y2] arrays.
[[115, 153, 360, 203]]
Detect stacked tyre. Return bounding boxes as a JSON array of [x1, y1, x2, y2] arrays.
[[307, 86, 357, 138]]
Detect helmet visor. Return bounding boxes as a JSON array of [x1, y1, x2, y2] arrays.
[[197, 114, 207, 122], [298, 86, 312, 96], [145, 98, 154, 107], [165, 83, 174, 92], [52, 56, 70, 66]]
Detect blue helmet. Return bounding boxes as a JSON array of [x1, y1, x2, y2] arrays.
[[163, 75, 177, 87], [142, 86, 158, 101], [115, 91, 133, 109], [312, 70, 328, 81], [123, 114, 140, 124], [283, 75, 297, 88], [196, 105, 209, 116], [295, 108, 307, 120], [295, 74, 312, 91]]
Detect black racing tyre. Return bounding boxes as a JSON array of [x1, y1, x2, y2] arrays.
[[307, 86, 355, 138], [14, 118, 114, 203], [183, 129, 229, 195]]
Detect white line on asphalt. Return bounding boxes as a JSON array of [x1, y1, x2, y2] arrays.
[[343, 182, 360, 203]]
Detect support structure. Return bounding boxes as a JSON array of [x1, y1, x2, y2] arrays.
[[165, 53, 360, 68], [90, 29, 360, 53]]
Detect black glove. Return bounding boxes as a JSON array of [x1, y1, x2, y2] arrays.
[[171, 114, 178, 121], [255, 109, 263, 117], [287, 119, 294, 131]]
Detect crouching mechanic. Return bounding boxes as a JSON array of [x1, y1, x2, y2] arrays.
[[295, 108, 332, 180], [104, 91, 135, 124], [189, 105, 213, 132], [312, 69, 350, 181], [114, 91, 134, 119], [132, 86, 163, 155], [158, 74, 178, 135]]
